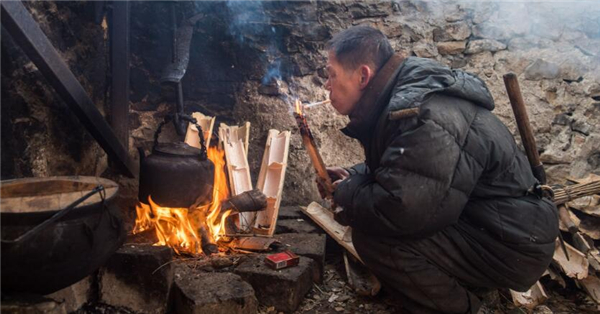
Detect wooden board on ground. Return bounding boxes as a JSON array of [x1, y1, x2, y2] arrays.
[[219, 123, 253, 231], [579, 275, 600, 304], [302, 202, 362, 263], [184, 112, 215, 148], [553, 240, 589, 280], [254, 129, 291, 236], [510, 281, 548, 309]]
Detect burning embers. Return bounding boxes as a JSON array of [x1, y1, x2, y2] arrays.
[[134, 112, 290, 256], [134, 146, 231, 255]]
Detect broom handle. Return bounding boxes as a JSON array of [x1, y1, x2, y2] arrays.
[[503, 73, 547, 185]]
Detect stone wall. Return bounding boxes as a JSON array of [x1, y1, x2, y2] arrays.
[[2, 1, 599, 209]]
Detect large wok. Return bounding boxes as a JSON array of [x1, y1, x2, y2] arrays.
[[1, 176, 125, 295]]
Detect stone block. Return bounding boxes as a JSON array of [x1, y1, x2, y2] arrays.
[[99, 244, 173, 314], [172, 264, 257, 314], [276, 218, 323, 234], [433, 22, 471, 41], [234, 254, 316, 312], [465, 39, 507, 54], [524, 59, 560, 81], [436, 41, 466, 55], [278, 206, 306, 220], [274, 233, 326, 283], [1, 295, 66, 314], [46, 276, 93, 313]]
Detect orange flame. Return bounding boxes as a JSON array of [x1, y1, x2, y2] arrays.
[[133, 146, 232, 255], [294, 98, 303, 116]]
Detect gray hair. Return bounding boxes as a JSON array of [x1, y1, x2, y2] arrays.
[[325, 26, 394, 71]]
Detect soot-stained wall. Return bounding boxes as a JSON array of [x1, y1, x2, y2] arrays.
[[2, 1, 599, 210]]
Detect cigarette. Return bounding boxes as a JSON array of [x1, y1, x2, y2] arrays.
[[303, 99, 331, 108]]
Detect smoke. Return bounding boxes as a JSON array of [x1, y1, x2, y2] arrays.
[[225, 0, 285, 85]]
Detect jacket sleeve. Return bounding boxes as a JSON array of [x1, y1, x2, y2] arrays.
[[345, 163, 369, 176], [333, 117, 482, 238]]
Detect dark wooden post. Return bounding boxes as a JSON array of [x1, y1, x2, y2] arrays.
[[110, 0, 130, 152]]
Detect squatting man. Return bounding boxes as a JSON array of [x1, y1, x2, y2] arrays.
[[316, 26, 558, 314]]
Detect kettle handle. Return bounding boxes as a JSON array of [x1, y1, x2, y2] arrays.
[[153, 114, 208, 160]]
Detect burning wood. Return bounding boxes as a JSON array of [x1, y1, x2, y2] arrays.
[[133, 145, 233, 255], [293, 99, 335, 202]]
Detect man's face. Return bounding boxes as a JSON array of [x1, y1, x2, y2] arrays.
[[325, 52, 364, 115]]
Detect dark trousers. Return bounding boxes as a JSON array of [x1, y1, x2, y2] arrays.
[[353, 225, 536, 314]]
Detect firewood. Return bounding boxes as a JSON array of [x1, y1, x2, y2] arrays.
[[219, 123, 254, 231], [509, 282, 548, 309], [254, 129, 291, 236], [293, 100, 334, 202], [184, 112, 215, 148], [552, 180, 600, 205], [579, 275, 600, 304], [221, 189, 267, 213], [302, 202, 362, 263], [552, 239, 589, 280]]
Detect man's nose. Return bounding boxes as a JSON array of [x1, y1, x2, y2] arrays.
[[325, 79, 331, 91]]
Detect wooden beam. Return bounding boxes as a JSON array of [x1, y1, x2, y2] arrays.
[[109, 0, 130, 150], [1, 1, 137, 177]]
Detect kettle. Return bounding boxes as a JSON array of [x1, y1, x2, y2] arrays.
[[138, 115, 214, 208]]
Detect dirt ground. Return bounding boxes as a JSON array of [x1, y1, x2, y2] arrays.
[[257, 247, 600, 314]]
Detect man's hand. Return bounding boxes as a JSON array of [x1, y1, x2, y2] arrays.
[[316, 167, 350, 199]]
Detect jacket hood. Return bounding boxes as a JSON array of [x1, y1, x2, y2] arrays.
[[389, 57, 495, 112]]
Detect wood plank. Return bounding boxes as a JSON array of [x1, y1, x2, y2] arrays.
[[219, 123, 253, 231], [510, 281, 548, 309], [302, 202, 363, 263], [254, 130, 291, 236], [184, 112, 215, 148], [0, 1, 137, 178], [553, 239, 589, 280], [580, 275, 600, 304]]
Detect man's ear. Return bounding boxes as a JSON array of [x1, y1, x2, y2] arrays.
[[358, 65, 373, 90]]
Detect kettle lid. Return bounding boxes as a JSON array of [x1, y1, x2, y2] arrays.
[[154, 142, 202, 157]]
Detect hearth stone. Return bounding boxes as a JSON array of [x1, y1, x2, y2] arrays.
[[0, 295, 66, 314], [46, 275, 93, 313], [99, 244, 173, 314], [234, 254, 316, 313], [275, 218, 323, 234], [275, 233, 326, 283], [172, 264, 258, 314]]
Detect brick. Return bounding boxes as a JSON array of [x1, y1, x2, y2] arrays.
[[99, 244, 173, 314], [234, 254, 316, 312], [172, 264, 257, 314], [274, 233, 326, 283]]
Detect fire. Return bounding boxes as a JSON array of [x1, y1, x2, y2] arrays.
[[133, 146, 232, 255], [294, 98, 303, 116]]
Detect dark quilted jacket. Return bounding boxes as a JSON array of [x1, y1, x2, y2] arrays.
[[334, 57, 558, 289]]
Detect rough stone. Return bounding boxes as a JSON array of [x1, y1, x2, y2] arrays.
[[46, 276, 93, 313], [436, 41, 466, 55], [552, 113, 572, 126], [99, 244, 174, 314], [433, 22, 471, 41], [172, 265, 258, 314], [465, 39, 507, 54], [1, 295, 66, 314], [524, 59, 561, 80], [276, 218, 323, 234], [274, 233, 327, 283], [412, 41, 438, 58], [234, 254, 316, 312], [278, 205, 306, 220], [572, 120, 592, 136]]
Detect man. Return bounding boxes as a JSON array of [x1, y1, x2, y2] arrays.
[[319, 26, 558, 313]]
